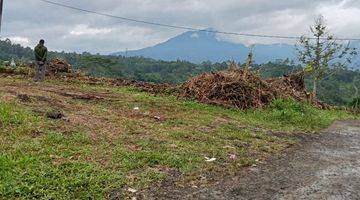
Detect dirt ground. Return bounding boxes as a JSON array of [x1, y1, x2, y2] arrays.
[[144, 120, 360, 200]]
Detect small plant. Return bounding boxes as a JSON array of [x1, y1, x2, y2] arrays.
[[267, 98, 324, 129], [270, 98, 307, 119]]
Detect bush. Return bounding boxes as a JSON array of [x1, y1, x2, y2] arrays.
[[14, 66, 33, 76], [0, 66, 14, 74], [265, 98, 355, 131], [349, 97, 360, 113], [269, 98, 313, 120], [0, 65, 33, 76], [270, 99, 321, 126], [349, 97, 360, 108]]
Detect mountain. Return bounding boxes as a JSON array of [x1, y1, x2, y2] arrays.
[[112, 29, 297, 64]]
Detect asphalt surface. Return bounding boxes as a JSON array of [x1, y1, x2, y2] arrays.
[[140, 120, 360, 200], [189, 120, 360, 200]]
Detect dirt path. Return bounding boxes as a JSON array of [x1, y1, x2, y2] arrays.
[[149, 120, 360, 200]]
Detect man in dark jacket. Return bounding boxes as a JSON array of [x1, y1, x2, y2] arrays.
[[34, 39, 48, 82]]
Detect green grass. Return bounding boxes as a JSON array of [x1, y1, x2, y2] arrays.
[[0, 78, 357, 199], [0, 102, 126, 199]]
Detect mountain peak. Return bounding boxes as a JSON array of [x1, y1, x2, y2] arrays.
[[202, 27, 217, 32], [175, 29, 218, 42], [112, 30, 296, 64]]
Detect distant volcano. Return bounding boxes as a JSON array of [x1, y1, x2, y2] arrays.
[[112, 29, 360, 68]]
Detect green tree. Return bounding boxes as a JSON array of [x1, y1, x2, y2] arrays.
[[296, 16, 357, 97], [353, 74, 360, 98]]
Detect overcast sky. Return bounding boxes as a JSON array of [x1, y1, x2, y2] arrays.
[[2, 0, 360, 54]]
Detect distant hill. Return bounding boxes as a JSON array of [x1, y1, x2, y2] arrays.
[[112, 29, 297, 64], [112, 30, 360, 70]]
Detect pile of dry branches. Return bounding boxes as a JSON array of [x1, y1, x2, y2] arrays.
[[179, 70, 277, 109], [267, 72, 307, 101], [47, 58, 72, 76], [179, 69, 314, 109]]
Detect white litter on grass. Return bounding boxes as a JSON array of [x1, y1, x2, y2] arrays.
[[205, 157, 216, 162], [127, 188, 137, 193], [229, 154, 237, 160], [133, 107, 140, 111], [223, 145, 236, 149]]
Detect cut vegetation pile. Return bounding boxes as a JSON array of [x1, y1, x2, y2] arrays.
[[179, 70, 275, 109], [267, 72, 307, 101], [47, 58, 73, 76], [0, 58, 75, 78], [179, 69, 322, 109]]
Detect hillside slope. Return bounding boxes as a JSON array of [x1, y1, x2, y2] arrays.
[[0, 76, 355, 199], [113, 30, 296, 64], [112, 30, 360, 68]]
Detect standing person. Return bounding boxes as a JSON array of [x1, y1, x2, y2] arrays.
[[34, 39, 48, 82]]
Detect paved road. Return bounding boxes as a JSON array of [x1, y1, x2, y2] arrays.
[[189, 120, 360, 200], [141, 120, 360, 200]]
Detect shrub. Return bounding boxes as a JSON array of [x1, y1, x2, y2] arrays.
[[266, 98, 335, 130], [349, 97, 360, 113], [269, 98, 313, 120], [349, 97, 360, 108], [0, 66, 14, 74]]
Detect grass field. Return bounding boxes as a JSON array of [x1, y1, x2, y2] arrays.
[[0, 77, 356, 199]]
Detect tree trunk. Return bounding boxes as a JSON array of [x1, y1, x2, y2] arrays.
[[313, 78, 317, 98], [0, 0, 3, 33]]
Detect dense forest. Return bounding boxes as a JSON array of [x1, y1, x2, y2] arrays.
[[0, 39, 359, 106]]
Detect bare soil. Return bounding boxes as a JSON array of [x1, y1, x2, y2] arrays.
[[142, 120, 360, 200]]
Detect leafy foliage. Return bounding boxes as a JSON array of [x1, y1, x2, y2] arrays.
[[269, 98, 314, 122], [296, 16, 357, 96], [349, 97, 360, 110]]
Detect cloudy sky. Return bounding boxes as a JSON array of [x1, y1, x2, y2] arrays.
[[2, 0, 360, 54]]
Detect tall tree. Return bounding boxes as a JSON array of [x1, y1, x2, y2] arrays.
[[296, 16, 357, 97]]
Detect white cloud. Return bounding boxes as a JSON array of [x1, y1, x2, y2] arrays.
[[191, 33, 199, 38], [2, 0, 360, 54], [68, 24, 113, 37], [8, 36, 31, 46], [318, 0, 360, 37]]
